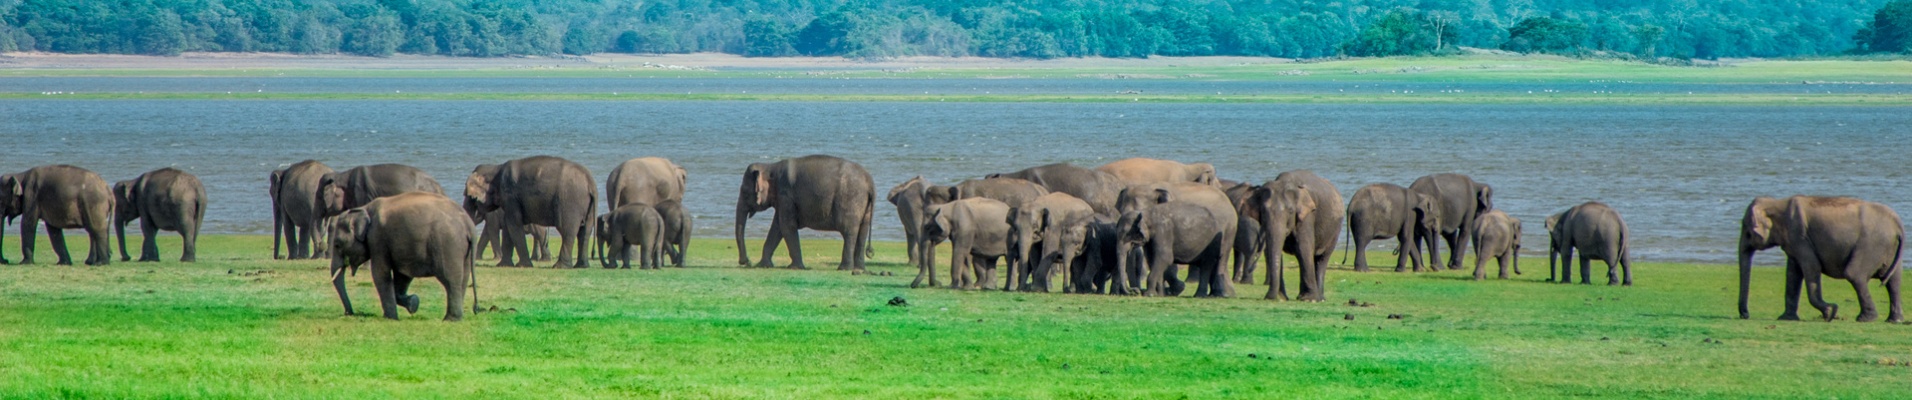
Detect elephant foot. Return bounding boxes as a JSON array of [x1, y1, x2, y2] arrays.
[[1888, 313, 1904, 324], [493, 261, 516, 268], [786, 263, 809, 270], [1820, 304, 1839, 322], [1856, 309, 1880, 323], [121, 256, 132, 262], [180, 256, 195, 263], [402, 295, 421, 315], [1777, 313, 1801, 321]]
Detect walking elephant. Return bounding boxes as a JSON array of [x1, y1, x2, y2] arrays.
[[735, 155, 875, 272], [1346, 183, 1440, 272], [1739, 196, 1902, 323], [1409, 173, 1493, 271], [887, 176, 952, 270], [464, 156, 597, 269], [271, 160, 333, 260], [1007, 192, 1096, 292], [1115, 201, 1235, 298], [1472, 210, 1522, 280], [606, 157, 687, 208], [328, 192, 478, 321], [595, 203, 665, 270], [987, 163, 1123, 216], [922, 197, 1013, 290], [1546, 202, 1633, 286], [1095, 158, 1220, 187], [113, 168, 206, 262], [2, 165, 115, 266], [317, 163, 445, 219], [1252, 171, 1343, 301]]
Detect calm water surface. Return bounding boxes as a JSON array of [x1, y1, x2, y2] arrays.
[[3, 79, 1909, 264]]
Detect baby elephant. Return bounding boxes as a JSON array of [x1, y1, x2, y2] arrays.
[[921, 197, 1013, 290], [114, 167, 207, 262], [653, 200, 692, 267], [329, 192, 479, 321], [597, 203, 666, 270], [1547, 202, 1633, 286], [1471, 210, 1522, 280]]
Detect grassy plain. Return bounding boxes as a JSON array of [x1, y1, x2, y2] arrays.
[[1, 234, 1907, 398]]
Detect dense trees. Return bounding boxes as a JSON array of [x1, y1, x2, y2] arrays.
[[0, 0, 1899, 59]]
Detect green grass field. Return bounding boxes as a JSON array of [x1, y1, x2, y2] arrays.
[[1, 234, 1907, 398]]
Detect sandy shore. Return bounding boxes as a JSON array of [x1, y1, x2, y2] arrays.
[[0, 51, 1293, 70]]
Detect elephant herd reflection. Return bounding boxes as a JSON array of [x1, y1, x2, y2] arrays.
[[0, 155, 1899, 323]]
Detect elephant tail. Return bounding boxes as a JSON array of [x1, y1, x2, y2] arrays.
[[468, 231, 481, 314], [1888, 234, 1904, 282], [1338, 218, 1353, 265], [863, 190, 876, 259]]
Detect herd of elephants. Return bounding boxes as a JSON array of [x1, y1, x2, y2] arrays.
[[0, 155, 1902, 324]]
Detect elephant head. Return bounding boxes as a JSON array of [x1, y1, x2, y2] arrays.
[[0, 173, 22, 220], [112, 180, 139, 261], [920, 203, 953, 247], [735, 162, 779, 265], [1006, 206, 1039, 273], [463, 164, 501, 222], [1474, 184, 1495, 215], [1114, 185, 1173, 215], [1412, 192, 1442, 236], [1111, 210, 1153, 294], [317, 172, 348, 219], [1034, 210, 1090, 290], [1187, 163, 1219, 187], [1737, 197, 1789, 319], [327, 208, 372, 315]]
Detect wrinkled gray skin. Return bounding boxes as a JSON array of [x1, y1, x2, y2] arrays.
[[1253, 171, 1343, 301], [477, 211, 550, 261], [317, 163, 445, 220], [1095, 158, 1220, 188], [606, 157, 687, 208], [1345, 183, 1440, 272], [1408, 173, 1493, 271], [1115, 201, 1235, 297], [1225, 182, 1266, 284], [464, 156, 598, 268], [653, 200, 692, 267], [113, 168, 206, 262], [1546, 202, 1633, 286], [1471, 210, 1522, 280], [270, 160, 333, 260], [922, 198, 1012, 290], [736, 155, 875, 272], [595, 203, 665, 270], [888, 176, 952, 272], [1074, 215, 1138, 294], [1006, 192, 1096, 292], [1115, 182, 1238, 296], [329, 192, 477, 321], [953, 177, 1050, 288], [1, 166, 114, 266], [1739, 196, 1902, 323], [987, 163, 1123, 216]]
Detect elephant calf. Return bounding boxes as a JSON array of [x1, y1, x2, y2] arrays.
[[114, 168, 207, 262], [922, 198, 1012, 290], [1547, 202, 1632, 286], [329, 192, 478, 321], [654, 200, 692, 268], [1115, 201, 1235, 298], [597, 203, 666, 270], [1471, 210, 1522, 280]]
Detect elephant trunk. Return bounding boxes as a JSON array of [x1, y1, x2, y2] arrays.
[[1114, 241, 1135, 295], [330, 255, 355, 316], [1512, 245, 1522, 275], [1294, 223, 1320, 301], [116, 214, 131, 262], [1261, 219, 1289, 300], [734, 206, 752, 266], [1422, 225, 1442, 271], [1738, 246, 1756, 319]]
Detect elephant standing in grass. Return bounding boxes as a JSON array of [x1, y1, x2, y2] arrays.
[[1346, 183, 1440, 272], [887, 176, 953, 271], [1225, 182, 1266, 284], [1739, 196, 1902, 323], [1095, 158, 1220, 187], [329, 192, 478, 321], [922, 197, 1013, 290], [318, 163, 445, 219], [2, 165, 115, 266], [464, 156, 597, 269], [1116, 201, 1234, 297], [596, 203, 665, 270], [271, 160, 333, 260], [1409, 173, 1493, 271], [1075, 215, 1132, 294], [735, 155, 875, 273], [987, 163, 1123, 216], [605, 157, 687, 209], [1252, 171, 1343, 301], [1471, 210, 1522, 280], [1007, 192, 1096, 292], [653, 200, 692, 267], [1115, 182, 1237, 297], [477, 212, 550, 261], [113, 168, 206, 262], [1547, 202, 1633, 286]]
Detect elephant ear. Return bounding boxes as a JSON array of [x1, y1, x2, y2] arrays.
[[464, 168, 493, 206], [1191, 163, 1218, 186], [1293, 185, 1318, 221], [1476, 184, 1494, 212], [1036, 208, 1055, 235], [1544, 213, 1560, 231], [1119, 211, 1149, 243], [1152, 188, 1173, 204], [113, 181, 135, 205], [674, 165, 688, 189], [944, 186, 962, 202], [888, 176, 925, 204]]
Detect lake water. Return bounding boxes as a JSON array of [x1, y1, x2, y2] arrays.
[[3, 78, 1909, 264]]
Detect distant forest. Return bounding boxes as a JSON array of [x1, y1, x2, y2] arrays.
[[2, 0, 1909, 59]]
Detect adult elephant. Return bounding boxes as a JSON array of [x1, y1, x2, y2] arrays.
[[1, 165, 115, 266], [317, 163, 445, 219], [1115, 182, 1238, 296], [1546, 202, 1633, 286], [735, 155, 875, 272], [1252, 171, 1343, 301], [987, 163, 1123, 216], [1739, 196, 1902, 323], [113, 168, 206, 262], [1409, 173, 1493, 271], [955, 177, 1050, 207], [328, 192, 478, 321], [1096, 158, 1220, 187], [1115, 201, 1235, 298], [464, 156, 597, 269], [1345, 183, 1440, 272], [606, 157, 687, 208], [1007, 192, 1096, 292], [887, 176, 952, 269], [270, 160, 333, 260]]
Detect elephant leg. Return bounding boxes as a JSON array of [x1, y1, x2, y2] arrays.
[[286, 224, 304, 260], [755, 218, 785, 269], [1498, 254, 1512, 280], [86, 219, 112, 266], [372, 265, 401, 320], [18, 216, 40, 264], [393, 274, 419, 315], [1265, 249, 1287, 301], [1164, 263, 1186, 297], [904, 231, 920, 267], [559, 222, 585, 269], [438, 274, 466, 322], [925, 241, 939, 287], [910, 242, 928, 288], [780, 222, 806, 270], [1144, 254, 1169, 297], [1886, 269, 1904, 323], [1802, 272, 1838, 321], [838, 230, 857, 272], [1443, 231, 1463, 271], [500, 215, 531, 268], [1394, 237, 1414, 274], [1779, 258, 1803, 320], [1620, 256, 1633, 286], [47, 227, 73, 266], [948, 247, 965, 289], [139, 218, 161, 262], [180, 219, 199, 262], [1578, 254, 1593, 285], [1849, 276, 1880, 322], [1471, 247, 1487, 281], [478, 220, 500, 260], [1352, 235, 1371, 272]]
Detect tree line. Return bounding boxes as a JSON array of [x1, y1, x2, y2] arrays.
[[2, 0, 1908, 59]]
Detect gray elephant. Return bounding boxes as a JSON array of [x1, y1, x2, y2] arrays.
[[1409, 173, 1493, 271], [1251, 171, 1343, 301], [1115, 182, 1238, 296], [887, 176, 953, 270], [477, 213, 550, 261], [987, 163, 1123, 216], [954, 177, 1050, 207], [2, 165, 115, 266], [113, 168, 206, 262], [1546, 202, 1633, 286], [271, 160, 334, 260], [735, 155, 875, 272], [1739, 196, 1903, 323], [1115, 201, 1235, 297], [464, 156, 598, 268], [653, 199, 692, 267], [1095, 157, 1220, 187], [606, 157, 687, 208], [1074, 215, 1137, 294], [1471, 210, 1522, 280], [596, 203, 665, 270], [1007, 192, 1096, 292], [1225, 182, 1266, 284], [329, 192, 478, 321], [922, 197, 1012, 289], [318, 163, 445, 219], [1345, 183, 1440, 272]]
